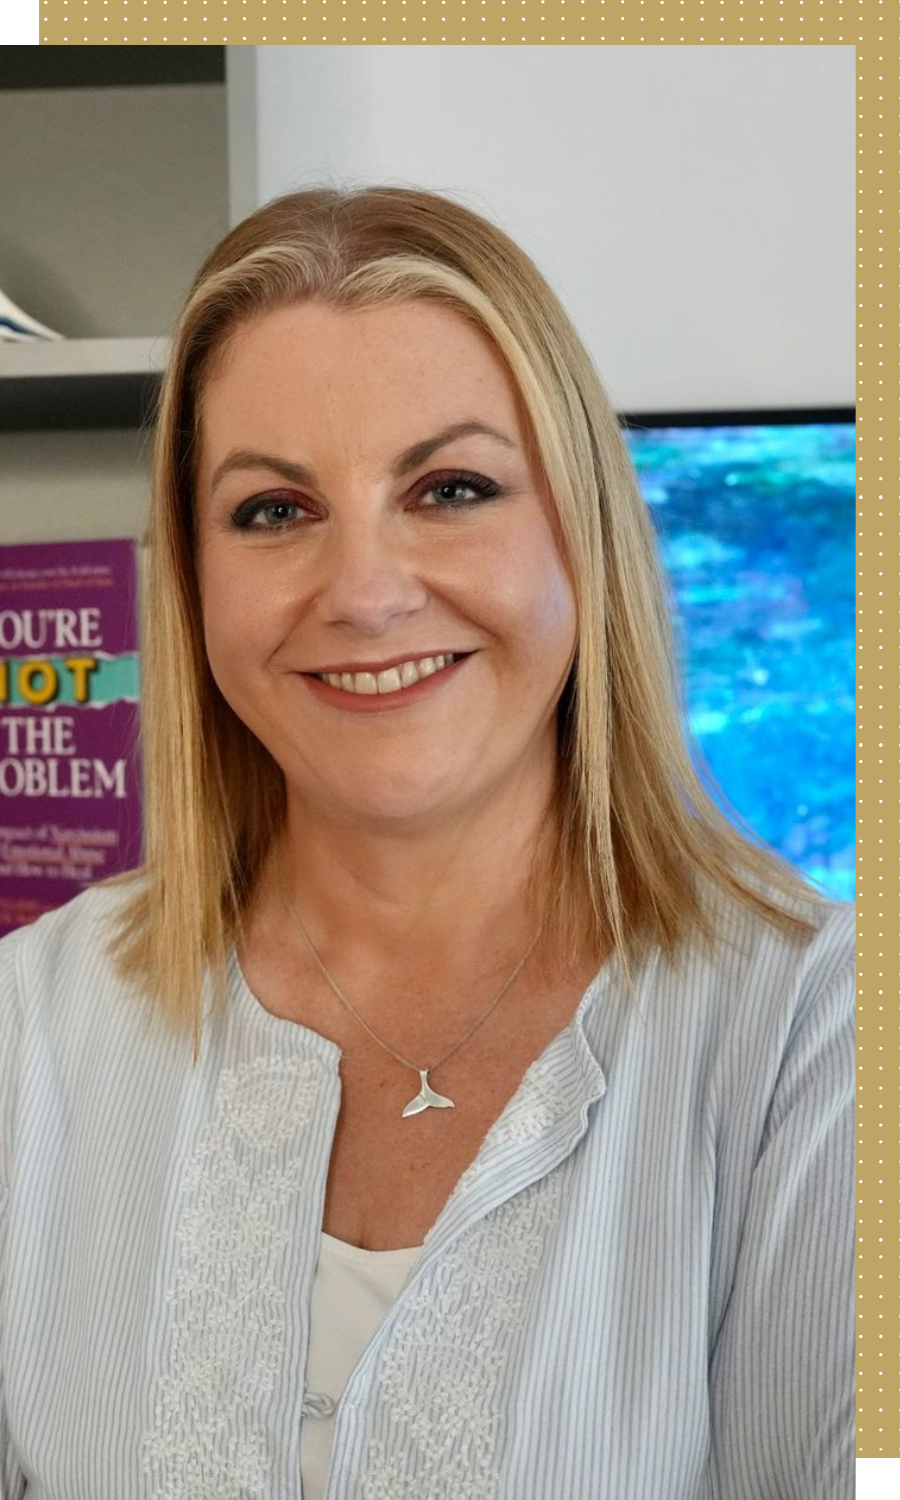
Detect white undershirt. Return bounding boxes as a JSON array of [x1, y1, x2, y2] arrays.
[[300, 1230, 424, 1499]]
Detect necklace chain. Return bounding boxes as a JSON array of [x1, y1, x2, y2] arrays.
[[278, 867, 542, 1080]]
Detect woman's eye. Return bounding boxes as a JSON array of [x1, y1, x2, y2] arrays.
[[230, 497, 305, 530], [419, 472, 501, 508]]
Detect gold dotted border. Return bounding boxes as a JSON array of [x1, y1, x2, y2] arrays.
[[33, 0, 885, 1463]]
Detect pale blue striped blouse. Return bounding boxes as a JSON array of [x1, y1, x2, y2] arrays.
[[0, 873, 855, 1499]]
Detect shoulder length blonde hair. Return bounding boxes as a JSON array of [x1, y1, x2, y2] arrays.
[[105, 182, 834, 1060]]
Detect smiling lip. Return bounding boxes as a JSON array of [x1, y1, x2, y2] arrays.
[[299, 653, 469, 712], [304, 650, 472, 675]]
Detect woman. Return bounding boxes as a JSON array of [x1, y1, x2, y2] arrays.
[[0, 185, 854, 1499]]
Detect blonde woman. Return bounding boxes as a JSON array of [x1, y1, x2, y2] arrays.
[[0, 186, 854, 1500]]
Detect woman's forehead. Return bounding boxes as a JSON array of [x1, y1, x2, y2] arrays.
[[195, 301, 535, 474], [207, 298, 499, 375]]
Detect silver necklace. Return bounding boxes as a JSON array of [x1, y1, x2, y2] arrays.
[[279, 872, 542, 1119]]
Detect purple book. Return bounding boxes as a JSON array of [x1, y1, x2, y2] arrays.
[[0, 539, 141, 937]]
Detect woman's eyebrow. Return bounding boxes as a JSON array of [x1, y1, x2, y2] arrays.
[[209, 419, 518, 494]]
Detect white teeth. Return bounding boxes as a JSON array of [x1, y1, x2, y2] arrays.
[[316, 654, 459, 695]]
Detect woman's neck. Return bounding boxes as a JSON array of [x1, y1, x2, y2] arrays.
[[251, 790, 558, 990]]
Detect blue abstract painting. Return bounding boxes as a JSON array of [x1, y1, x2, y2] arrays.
[[622, 418, 855, 903]]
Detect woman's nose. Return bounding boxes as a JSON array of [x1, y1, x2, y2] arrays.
[[312, 520, 429, 634]]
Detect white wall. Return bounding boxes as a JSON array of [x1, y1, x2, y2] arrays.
[[232, 44, 854, 413]]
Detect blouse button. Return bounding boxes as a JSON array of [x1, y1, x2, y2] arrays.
[[302, 1390, 337, 1419]]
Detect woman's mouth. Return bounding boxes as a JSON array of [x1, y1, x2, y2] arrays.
[[301, 652, 471, 712]]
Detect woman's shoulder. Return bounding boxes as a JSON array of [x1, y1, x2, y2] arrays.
[[0, 876, 154, 1191], [700, 866, 854, 966], [688, 867, 855, 1039], [0, 870, 150, 1029]]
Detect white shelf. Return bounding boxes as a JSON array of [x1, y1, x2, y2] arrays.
[[0, 337, 169, 430]]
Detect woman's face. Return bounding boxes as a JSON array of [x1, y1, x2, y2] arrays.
[[195, 298, 578, 829]]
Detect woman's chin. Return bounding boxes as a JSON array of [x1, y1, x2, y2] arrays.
[[299, 776, 464, 830]]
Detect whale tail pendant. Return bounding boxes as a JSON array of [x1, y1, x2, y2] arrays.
[[402, 1068, 455, 1118]]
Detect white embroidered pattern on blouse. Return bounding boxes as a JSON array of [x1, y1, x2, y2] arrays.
[[489, 1051, 570, 1144], [431, 1054, 572, 1220], [139, 1054, 323, 1500], [360, 1172, 563, 1500]]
